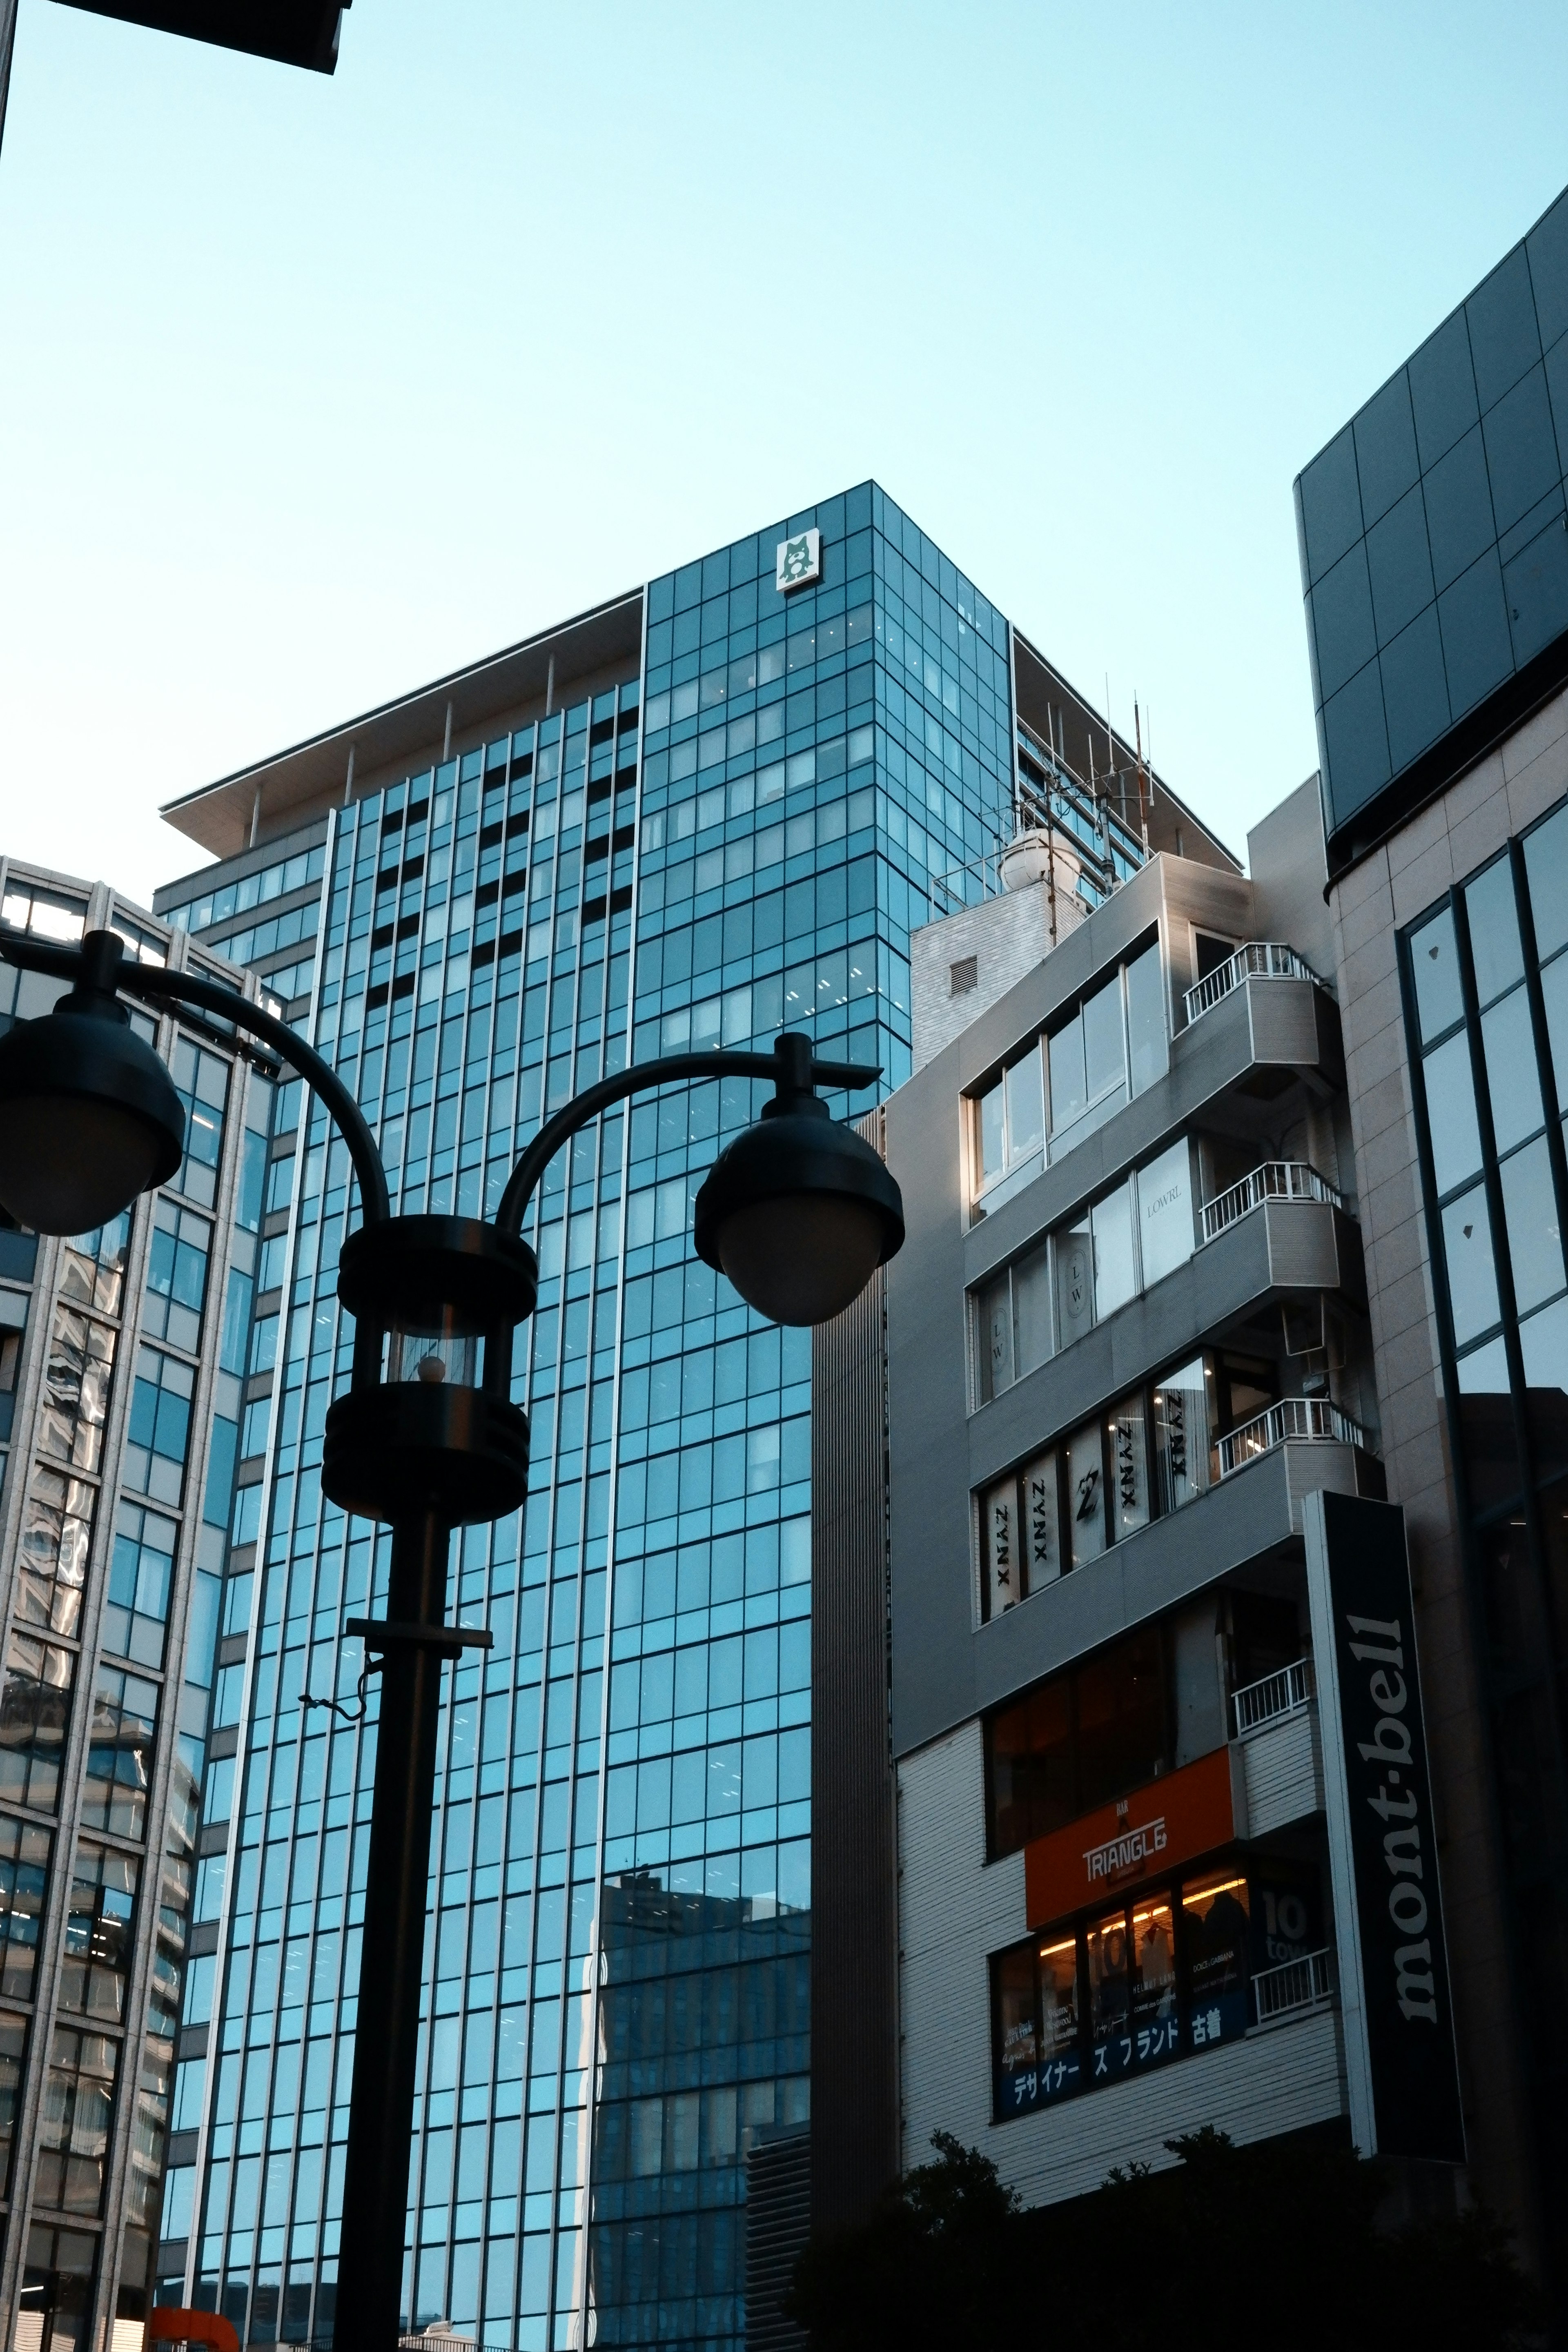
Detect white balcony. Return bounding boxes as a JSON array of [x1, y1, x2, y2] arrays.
[[1200, 1160, 1348, 1245], [1217, 1397, 1371, 1481], [1183, 941, 1334, 1027]]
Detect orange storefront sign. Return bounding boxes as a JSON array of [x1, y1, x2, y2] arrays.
[[1024, 1744, 1243, 1929]]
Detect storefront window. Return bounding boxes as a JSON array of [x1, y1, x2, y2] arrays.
[[1182, 1870, 1250, 2048], [1086, 1908, 1131, 2075], [990, 1857, 1307, 2120], [1130, 1895, 1178, 2058]]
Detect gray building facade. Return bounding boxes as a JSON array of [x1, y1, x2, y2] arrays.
[[1297, 176, 1568, 2312]]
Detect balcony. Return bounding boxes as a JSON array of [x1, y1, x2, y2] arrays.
[[1200, 1161, 1347, 1246], [1229, 1654, 1313, 1738], [1183, 942, 1334, 1029], [1253, 1947, 1334, 2028], [1230, 1659, 1323, 1837], [1216, 1398, 1371, 1481]]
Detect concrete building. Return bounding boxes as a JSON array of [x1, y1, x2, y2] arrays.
[[142, 484, 1226, 2352], [814, 770, 1454, 2208], [0, 864, 278, 2352]]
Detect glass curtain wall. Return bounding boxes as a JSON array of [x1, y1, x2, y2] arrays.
[[590, 484, 1013, 2351], [181, 483, 1018, 2352]]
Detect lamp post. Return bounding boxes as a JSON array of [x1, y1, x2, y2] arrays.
[[0, 922, 904, 2352]]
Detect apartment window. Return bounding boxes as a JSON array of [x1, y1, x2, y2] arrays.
[[969, 937, 1167, 1214], [972, 1138, 1195, 1404], [991, 1858, 1322, 2119]]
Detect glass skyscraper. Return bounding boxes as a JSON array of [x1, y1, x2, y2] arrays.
[[146, 482, 1164, 2350]]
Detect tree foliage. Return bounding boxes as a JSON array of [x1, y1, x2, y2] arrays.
[[786, 2126, 1539, 2352]]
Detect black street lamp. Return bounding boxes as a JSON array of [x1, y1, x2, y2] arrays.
[[0, 922, 903, 2352], [0, 1, 349, 173]]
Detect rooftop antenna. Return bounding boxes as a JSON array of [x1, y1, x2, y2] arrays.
[[1134, 700, 1151, 855]]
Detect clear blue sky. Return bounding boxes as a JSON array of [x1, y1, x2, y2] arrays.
[[2, 0, 1565, 903]]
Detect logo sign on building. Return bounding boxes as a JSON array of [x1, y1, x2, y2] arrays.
[[1025, 1744, 1243, 1929], [776, 528, 822, 594], [1305, 1491, 1465, 2164]]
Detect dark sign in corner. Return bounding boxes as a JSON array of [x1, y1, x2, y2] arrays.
[[1305, 1490, 1465, 2164]]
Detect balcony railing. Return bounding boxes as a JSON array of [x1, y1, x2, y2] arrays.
[[1252, 1946, 1334, 2027], [1200, 1160, 1347, 1244], [1230, 1654, 1314, 1739], [1183, 942, 1333, 1028], [1216, 1397, 1371, 1480]]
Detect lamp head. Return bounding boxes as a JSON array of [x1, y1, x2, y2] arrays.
[[693, 1033, 904, 1325], [0, 931, 185, 1235]]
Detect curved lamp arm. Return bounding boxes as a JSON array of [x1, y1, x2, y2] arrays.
[[0, 922, 391, 1225], [496, 1031, 880, 1236]]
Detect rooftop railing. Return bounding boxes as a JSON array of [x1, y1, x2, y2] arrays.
[[1216, 1397, 1371, 1481], [1252, 1946, 1334, 2027], [1230, 1654, 1314, 1740], [1200, 1160, 1348, 1244], [1183, 942, 1334, 1028]]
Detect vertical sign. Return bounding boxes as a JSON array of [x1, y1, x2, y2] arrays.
[[1305, 1490, 1465, 2163]]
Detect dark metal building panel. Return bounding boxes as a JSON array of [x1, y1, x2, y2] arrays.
[[744, 2129, 811, 2352], [810, 1111, 900, 2236]]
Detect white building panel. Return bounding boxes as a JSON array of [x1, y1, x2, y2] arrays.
[[1240, 1703, 1324, 1837]]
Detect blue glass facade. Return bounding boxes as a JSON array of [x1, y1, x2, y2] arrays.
[[169, 484, 1018, 2351]]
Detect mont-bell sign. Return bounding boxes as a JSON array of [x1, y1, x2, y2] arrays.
[[1305, 1491, 1465, 2164]]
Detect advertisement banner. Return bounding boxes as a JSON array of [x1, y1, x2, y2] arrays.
[[1305, 1491, 1465, 2163], [1025, 1744, 1241, 1929]]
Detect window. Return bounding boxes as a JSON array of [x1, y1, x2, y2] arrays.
[[972, 1042, 1044, 1197], [144, 1201, 211, 1351], [0, 1815, 49, 2000], [0, 2013, 26, 2196], [0, 1629, 75, 1810], [972, 1142, 1195, 1403], [980, 1449, 1060, 1617], [969, 938, 1167, 1213], [986, 1624, 1169, 1853], [973, 1239, 1051, 1405], [170, 1037, 229, 1210], [81, 1666, 159, 1840], [36, 2024, 119, 2213], [59, 1842, 139, 2024], [989, 1858, 1307, 2120], [124, 1347, 195, 1504], [1408, 823, 1568, 1519], [975, 1348, 1269, 1620]]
